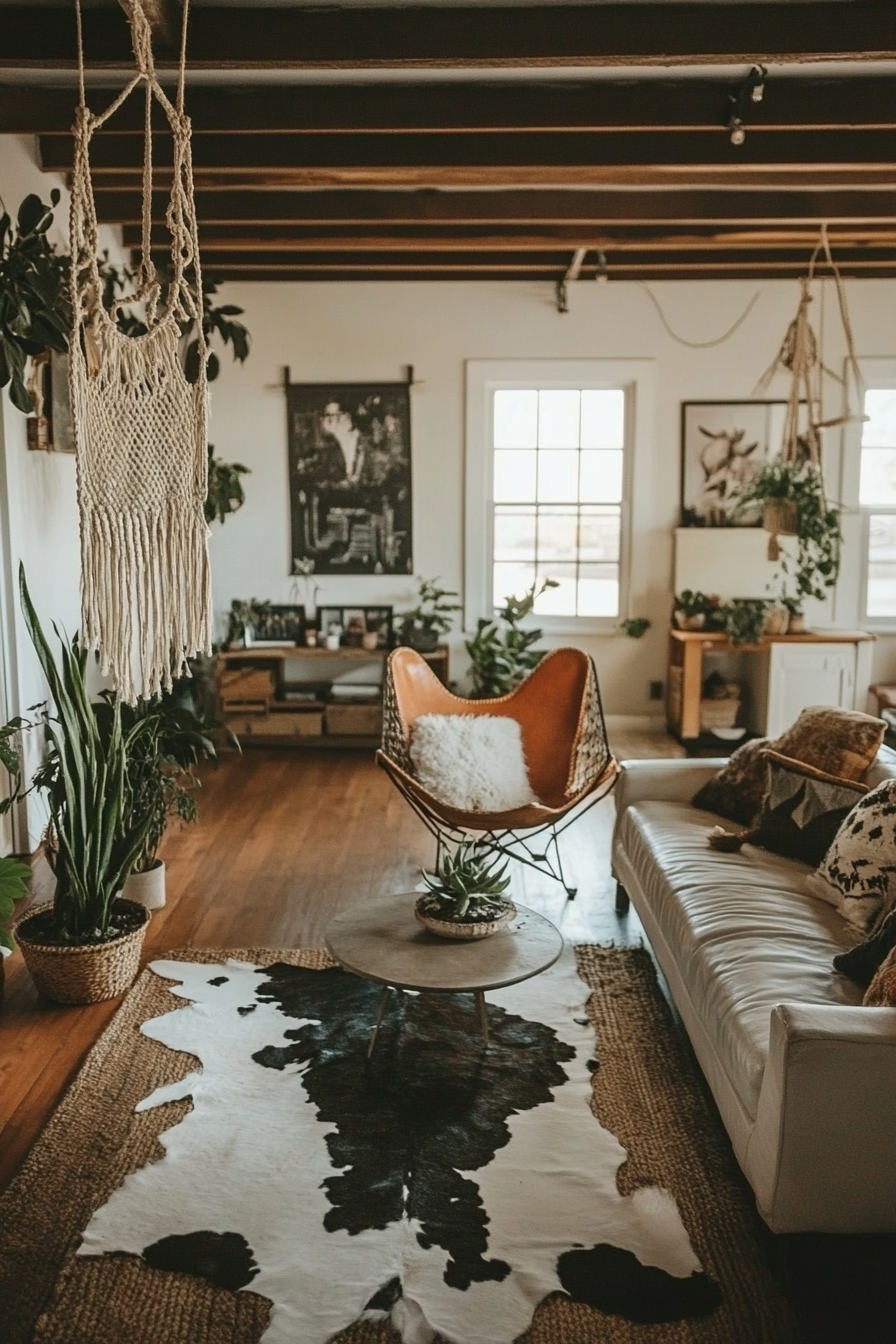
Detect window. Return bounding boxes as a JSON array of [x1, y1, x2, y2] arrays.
[[860, 386, 896, 620], [466, 361, 648, 631]]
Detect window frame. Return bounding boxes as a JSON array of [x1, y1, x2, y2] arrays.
[[849, 359, 896, 630], [464, 359, 652, 635]]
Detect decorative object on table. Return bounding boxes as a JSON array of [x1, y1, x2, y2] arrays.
[[806, 777, 896, 933], [0, 943, 802, 1344], [619, 616, 651, 639], [316, 605, 392, 650], [672, 589, 720, 631], [248, 604, 305, 646], [699, 671, 741, 736], [379, 646, 616, 897], [416, 840, 515, 939], [286, 375, 412, 574], [782, 595, 806, 633], [722, 598, 770, 648], [763, 603, 790, 636], [225, 598, 270, 648], [396, 576, 461, 652], [68, 1, 212, 703], [692, 705, 885, 829], [2, 568, 158, 1003], [119, 694, 218, 912], [410, 713, 537, 813], [290, 557, 320, 626], [680, 401, 791, 527], [466, 577, 558, 698]]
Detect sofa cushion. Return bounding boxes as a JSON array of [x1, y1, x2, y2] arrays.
[[834, 907, 896, 989], [807, 778, 896, 933], [749, 751, 867, 867], [865, 943, 896, 1005], [616, 800, 864, 1116]]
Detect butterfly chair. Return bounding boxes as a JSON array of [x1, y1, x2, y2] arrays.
[[377, 646, 618, 898]]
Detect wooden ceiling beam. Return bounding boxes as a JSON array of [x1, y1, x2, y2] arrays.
[[6, 79, 896, 135], [94, 188, 896, 228], [2, 4, 893, 69]]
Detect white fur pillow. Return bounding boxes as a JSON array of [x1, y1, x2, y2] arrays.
[[410, 714, 539, 812]]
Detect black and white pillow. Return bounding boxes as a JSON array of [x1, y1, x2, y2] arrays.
[[807, 778, 896, 932]]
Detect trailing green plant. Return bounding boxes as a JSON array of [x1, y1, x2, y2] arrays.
[[733, 458, 842, 604], [465, 578, 559, 698], [397, 577, 461, 649], [0, 856, 32, 953], [0, 191, 70, 413], [0, 567, 158, 944], [206, 444, 250, 525], [422, 841, 512, 921], [620, 617, 651, 639], [673, 590, 721, 621], [721, 599, 770, 648]]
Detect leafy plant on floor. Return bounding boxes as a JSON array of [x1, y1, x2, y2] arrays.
[[0, 191, 70, 413], [421, 841, 512, 921], [466, 578, 559, 698]]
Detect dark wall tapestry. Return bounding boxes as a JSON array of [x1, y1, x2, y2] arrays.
[[287, 381, 413, 575]]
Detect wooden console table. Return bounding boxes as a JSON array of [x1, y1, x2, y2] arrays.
[[216, 645, 449, 749], [668, 628, 875, 752]]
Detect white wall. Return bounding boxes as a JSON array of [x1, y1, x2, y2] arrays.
[[0, 134, 125, 845], [206, 275, 896, 714]]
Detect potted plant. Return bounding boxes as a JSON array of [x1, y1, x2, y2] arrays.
[[721, 599, 770, 648], [733, 458, 842, 606], [673, 590, 719, 631], [0, 853, 32, 995], [466, 578, 558, 698], [118, 696, 217, 911], [0, 191, 70, 415], [781, 593, 806, 634], [397, 577, 461, 652], [3, 569, 157, 1004], [415, 842, 515, 940]]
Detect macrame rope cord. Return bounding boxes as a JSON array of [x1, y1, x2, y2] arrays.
[[70, 0, 210, 703]]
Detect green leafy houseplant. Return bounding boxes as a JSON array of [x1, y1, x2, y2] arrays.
[[0, 857, 32, 954], [416, 842, 514, 932], [733, 458, 842, 607], [206, 443, 250, 525], [397, 577, 461, 651], [466, 578, 559, 698], [722, 599, 770, 648], [0, 191, 70, 413], [620, 617, 651, 639], [2, 567, 157, 946]]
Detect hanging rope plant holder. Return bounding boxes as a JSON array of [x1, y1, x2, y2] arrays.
[[69, 0, 211, 703]]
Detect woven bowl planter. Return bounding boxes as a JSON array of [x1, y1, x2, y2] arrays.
[[763, 499, 799, 538], [414, 896, 516, 941], [14, 899, 150, 1005]]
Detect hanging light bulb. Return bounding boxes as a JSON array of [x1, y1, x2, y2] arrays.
[[729, 116, 746, 146]]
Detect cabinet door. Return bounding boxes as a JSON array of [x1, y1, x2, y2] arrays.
[[766, 644, 857, 738]]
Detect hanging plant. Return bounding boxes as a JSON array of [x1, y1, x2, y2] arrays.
[[733, 458, 841, 607], [0, 191, 70, 413]]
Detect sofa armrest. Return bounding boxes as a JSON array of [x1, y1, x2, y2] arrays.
[[614, 758, 725, 817], [747, 1003, 896, 1233]]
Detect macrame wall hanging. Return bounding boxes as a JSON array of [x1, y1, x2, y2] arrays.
[[754, 225, 863, 561], [69, 0, 211, 703]]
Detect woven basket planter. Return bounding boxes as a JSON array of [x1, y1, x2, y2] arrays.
[[763, 499, 799, 538], [414, 896, 516, 941], [13, 899, 150, 1005]]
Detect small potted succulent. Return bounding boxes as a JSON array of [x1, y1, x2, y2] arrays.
[[415, 841, 516, 940], [397, 577, 461, 653]]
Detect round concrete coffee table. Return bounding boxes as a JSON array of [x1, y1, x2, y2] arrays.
[[325, 891, 563, 1056]]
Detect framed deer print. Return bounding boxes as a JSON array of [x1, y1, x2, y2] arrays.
[[680, 400, 790, 527]]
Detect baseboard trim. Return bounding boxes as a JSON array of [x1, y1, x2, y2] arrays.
[[605, 714, 667, 732]]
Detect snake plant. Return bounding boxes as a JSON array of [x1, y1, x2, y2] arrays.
[[423, 842, 512, 919]]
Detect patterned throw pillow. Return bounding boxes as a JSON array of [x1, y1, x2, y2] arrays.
[[692, 707, 885, 827], [834, 908, 896, 988], [748, 751, 866, 866], [806, 778, 896, 932], [864, 942, 896, 1006]]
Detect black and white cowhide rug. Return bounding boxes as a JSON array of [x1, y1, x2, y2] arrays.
[[78, 949, 721, 1343]]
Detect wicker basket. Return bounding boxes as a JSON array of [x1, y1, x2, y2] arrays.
[[699, 699, 741, 733], [14, 898, 150, 1004], [763, 499, 799, 537], [414, 896, 516, 940]]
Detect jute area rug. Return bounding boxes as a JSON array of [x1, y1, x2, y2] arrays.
[[0, 945, 800, 1344]]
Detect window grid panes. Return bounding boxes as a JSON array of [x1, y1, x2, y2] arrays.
[[861, 388, 896, 618], [491, 388, 625, 618]]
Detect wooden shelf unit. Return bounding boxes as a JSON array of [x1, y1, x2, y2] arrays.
[[216, 644, 449, 748], [667, 628, 875, 753]]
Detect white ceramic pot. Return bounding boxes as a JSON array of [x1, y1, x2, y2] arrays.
[[123, 860, 166, 911]]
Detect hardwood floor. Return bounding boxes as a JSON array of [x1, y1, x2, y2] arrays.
[[0, 731, 676, 1196]]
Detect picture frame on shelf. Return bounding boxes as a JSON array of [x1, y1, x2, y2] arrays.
[[680, 400, 792, 528], [248, 604, 305, 646], [317, 605, 393, 650]]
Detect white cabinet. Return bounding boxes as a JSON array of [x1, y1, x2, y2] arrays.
[[766, 643, 857, 739]]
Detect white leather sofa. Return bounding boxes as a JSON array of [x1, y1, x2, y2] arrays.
[[611, 750, 896, 1235]]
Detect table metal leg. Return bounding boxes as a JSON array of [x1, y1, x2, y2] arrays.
[[367, 985, 392, 1060], [475, 990, 489, 1048]]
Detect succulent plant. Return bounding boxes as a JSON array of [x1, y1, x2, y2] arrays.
[[422, 841, 512, 920]]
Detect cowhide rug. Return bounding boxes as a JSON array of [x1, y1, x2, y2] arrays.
[[77, 948, 722, 1344]]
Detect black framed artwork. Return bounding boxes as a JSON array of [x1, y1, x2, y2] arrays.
[[680, 400, 791, 527], [286, 380, 412, 575]]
